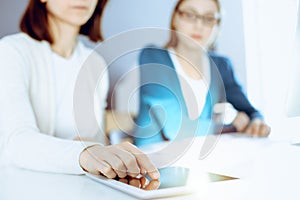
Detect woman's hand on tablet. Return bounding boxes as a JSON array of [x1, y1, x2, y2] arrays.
[[79, 142, 160, 179], [119, 176, 160, 190]]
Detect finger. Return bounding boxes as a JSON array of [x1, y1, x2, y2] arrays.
[[144, 179, 160, 190], [101, 153, 127, 178], [109, 147, 140, 177], [140, 177, 147, 188], [96, 161, 117, 179], [245, 123, 258, 137], [128, 178, 142, 188], [245, 125, 253, 135], [251, 124, 260, 137], [121, 142, 160, 179], [119, 178, 128, 184], [257, 124, 265, 137], [258, 124, 271, 137]]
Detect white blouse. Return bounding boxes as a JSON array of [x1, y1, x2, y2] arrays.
[[0, 33, 109, 174], [52, 46, 82, 139], [168, 49, 210, 120]]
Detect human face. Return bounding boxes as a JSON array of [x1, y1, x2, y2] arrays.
[[43, 0, 98, 29], [173, 0, 220, 49]]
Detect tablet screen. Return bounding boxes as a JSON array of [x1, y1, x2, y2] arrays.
[[113, 166, 237, 190]]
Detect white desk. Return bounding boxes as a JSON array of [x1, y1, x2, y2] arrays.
[[1, 135, 300, 200]]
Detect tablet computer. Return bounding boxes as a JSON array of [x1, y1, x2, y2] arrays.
[[86, 166, 238, 199]]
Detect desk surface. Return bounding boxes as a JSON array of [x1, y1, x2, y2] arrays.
[[1, 134, 300, 200]]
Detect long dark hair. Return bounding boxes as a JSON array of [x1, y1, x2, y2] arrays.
[[20, 0, 108, 43]]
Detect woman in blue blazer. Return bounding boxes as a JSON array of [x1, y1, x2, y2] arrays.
[[134, 0, 270, 146]]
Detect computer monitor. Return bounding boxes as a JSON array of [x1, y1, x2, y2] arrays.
[[287, 7, 300, 117]]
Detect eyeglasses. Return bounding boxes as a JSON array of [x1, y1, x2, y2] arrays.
[[176, 9, 221, 27]]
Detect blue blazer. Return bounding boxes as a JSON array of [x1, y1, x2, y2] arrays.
[[133, 46, 263, 146]]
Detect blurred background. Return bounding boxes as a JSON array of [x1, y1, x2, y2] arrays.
[[0, 0, 299, 140]]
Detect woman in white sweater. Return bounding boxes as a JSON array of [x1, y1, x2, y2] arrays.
[[0, 0, 159, 180]]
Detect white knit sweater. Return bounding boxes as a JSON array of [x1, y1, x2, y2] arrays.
[[0, 33, 109, 174]]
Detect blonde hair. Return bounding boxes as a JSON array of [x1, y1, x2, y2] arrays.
[[165, 0, 221, 48]]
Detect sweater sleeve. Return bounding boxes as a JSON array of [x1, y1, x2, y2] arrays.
[[220, 57, 263, 120], [0, 37, 96, 174]]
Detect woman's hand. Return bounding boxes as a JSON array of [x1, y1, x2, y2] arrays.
[[244, 118, 271, 137], [232, 112, 270, 137], [232, 112, 250, 132], [119, 176, 160, 190], [79, 142, 160, 180]]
